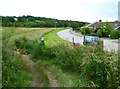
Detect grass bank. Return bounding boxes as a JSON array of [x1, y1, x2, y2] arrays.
[[2, 27, 53, 87], [12, 27, 119, 88], [42, 28, 119, 88]]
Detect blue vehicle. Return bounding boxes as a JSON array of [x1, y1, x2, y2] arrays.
[[85, 36, 100, 43]]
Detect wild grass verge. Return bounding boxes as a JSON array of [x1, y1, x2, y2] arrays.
[[2, 27, 53, 87], [35, 61, 50, 87], [14, 36, 119, 88], [2, 47, 32, 87]]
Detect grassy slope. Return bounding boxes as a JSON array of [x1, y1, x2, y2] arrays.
[[42, 28, 118, 87], [4, 29, 118, 87], [44, 28, 69, 47], [2, 27, 53, 87], [43, 28, 82, 87], [0, 29, 2, 88]]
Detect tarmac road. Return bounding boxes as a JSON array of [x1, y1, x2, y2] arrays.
[[57, 29, 84, 44], [57, 29, 119, 52]]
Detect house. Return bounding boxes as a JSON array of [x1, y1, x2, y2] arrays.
[[87, 20, 120, 32], [115, 26, 120, 32]]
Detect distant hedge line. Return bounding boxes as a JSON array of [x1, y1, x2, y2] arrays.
[[1, 15, 87, 28]]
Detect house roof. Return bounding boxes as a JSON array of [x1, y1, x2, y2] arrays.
[[115, 26, 120, 30], [87, 21, 120, 29]]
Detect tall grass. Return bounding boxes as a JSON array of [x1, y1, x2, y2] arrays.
[[52, 44, 119, 88], [35, 61, 50, 87], [14, 36, 119, 88], [2, 28, 33, 87], [2, 27, 53, 87], [2, 47, 32, 87], [14, 37, 55, 61]]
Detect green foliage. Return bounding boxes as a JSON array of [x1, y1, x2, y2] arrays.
[[50, 45, 118, 88], [110, 30, 120, 39], [71, 22, 80, 28], [44, 28, 119, 87], [80, 26, 93, 35], [11, 27, 119, 88], [101, 22, 113, 37], [96, 29, 103, 37], [80, 51, 118, 88], [2, 16, 86, 27], [14, 37, 35, 54], [2, 47, 32, 87], [49, 65, 80, 87], [45, 29, 119, 87], [35, 61, 50, 87], [14, 37, 55, 61], [2, 27, 53, 87], [16, 39, 119, 87]]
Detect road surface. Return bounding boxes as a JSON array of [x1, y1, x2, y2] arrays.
[[57, 29, 119, 52], [57, 29, 84, 44]]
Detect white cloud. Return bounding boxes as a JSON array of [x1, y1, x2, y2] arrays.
[[0, 0, 119, 22]]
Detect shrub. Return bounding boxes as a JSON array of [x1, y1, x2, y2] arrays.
[[14, 35, 119, 88], [80, 26, 93, 35], [81, 50, 119, 88], [110, 30, 120, 39], [51, 45, 119, 88], [15, 37, 55, 61], [101, 22, 113, 37], [96, 29, 103, 37], [14, 37, 28, 49]]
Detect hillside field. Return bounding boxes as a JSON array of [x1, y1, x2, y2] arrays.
[[1, 27, 119, 88]]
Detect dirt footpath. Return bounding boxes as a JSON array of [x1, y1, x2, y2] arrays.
[[16, 51, 59, 87]]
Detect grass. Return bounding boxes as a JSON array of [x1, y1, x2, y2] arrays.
[[14, 27, 119, 87], [4, 27, 119, 88], [42, 28, 119, 88], [41, 29, 89, 87], [13, 27, 81, 87], [2, 27, 54, 87], [44, 28, 69, 47], [37, 28, 82, 86], [44, 64, 81, 87], [0, 29, 2, 89], [35, 61, 50, 87], [2, 47, 32, 87]]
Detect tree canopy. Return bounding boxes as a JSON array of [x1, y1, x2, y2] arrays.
[[2, 15, 87, 28]]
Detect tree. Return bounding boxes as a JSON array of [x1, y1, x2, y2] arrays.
[[101, 22, 113, 37], [96, 29, 103, 37], [2, 16, 87, 27], [71, 22, 79, 28], [17, 17, 26, 22], [110, 30, 120, 39], [80, 26, 93, 35]]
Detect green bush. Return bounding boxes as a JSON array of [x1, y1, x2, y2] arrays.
[[80, 26, 93, 35], [80, 51, 118, 88], [96, 29, 103, 37], [14, 35, 119, 88], [101, 22, 113, 37], [50, 45, 119, 88], [15, 37, 55, 61], [110, 30, 120, 39]]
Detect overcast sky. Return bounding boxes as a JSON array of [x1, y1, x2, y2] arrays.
[[0, 0, 119, 22]]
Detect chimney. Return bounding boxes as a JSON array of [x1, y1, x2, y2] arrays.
[[99, 20, 102, 22]]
